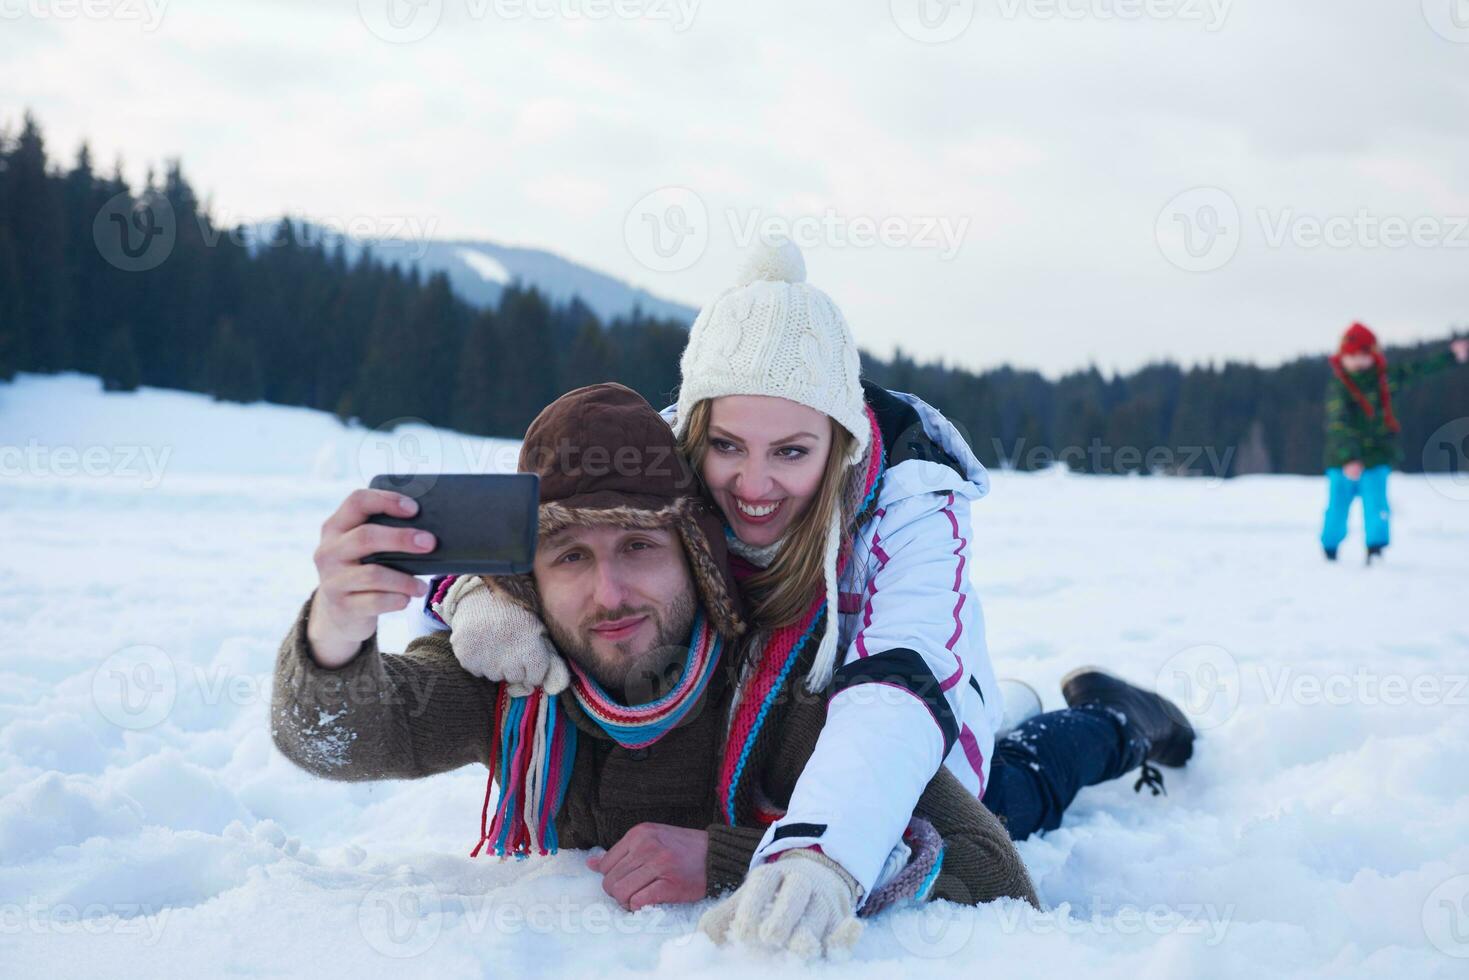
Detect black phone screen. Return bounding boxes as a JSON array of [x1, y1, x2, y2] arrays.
[[362, 473, 539, 576]]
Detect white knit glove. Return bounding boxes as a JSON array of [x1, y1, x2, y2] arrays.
[[432, 576, 569, 697], [698, 849, 863, 960]]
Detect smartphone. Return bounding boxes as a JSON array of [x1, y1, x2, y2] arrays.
[[362, 473, 539, 575]]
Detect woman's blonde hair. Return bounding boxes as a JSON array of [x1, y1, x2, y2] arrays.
[[678, 398, 857, 630]]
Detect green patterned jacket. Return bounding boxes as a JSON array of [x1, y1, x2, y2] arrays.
[[1323, 351, 1457, 469]]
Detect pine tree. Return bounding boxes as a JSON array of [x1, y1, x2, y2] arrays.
[[205, 316, 263, 402], [5, 113, 68, 372], [453, 309, 505, 435]]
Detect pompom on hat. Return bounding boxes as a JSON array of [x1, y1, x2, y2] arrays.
[[673, 238, 869, 467]]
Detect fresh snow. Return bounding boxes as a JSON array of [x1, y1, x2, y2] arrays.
[[2, 372, 1466, 979]]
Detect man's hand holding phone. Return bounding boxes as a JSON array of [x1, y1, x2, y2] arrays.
[[307, 489, 435, 668]]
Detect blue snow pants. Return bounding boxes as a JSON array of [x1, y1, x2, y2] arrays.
[[1320, 465, 1392, 552]]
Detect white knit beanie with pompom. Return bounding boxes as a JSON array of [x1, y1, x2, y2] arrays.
[[673, 237, 869, 464], [673, 238, 870, 692]]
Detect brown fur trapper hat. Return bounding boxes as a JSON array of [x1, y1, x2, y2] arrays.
[[489, 383, 745, 640]]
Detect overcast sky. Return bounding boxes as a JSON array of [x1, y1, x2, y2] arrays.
[[5, 0, 1468, 377]]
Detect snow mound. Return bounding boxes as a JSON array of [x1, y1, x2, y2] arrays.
[[2, 372, 1466, 978]]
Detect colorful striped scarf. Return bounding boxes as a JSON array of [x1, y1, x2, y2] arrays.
[[471, 609, 723, 858], [715, 406, 886, 827], [565, 609, 723, 748]]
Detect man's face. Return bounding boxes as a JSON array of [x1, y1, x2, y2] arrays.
[[533, 523, 697, 697], [1341, 351, 1375, 372]]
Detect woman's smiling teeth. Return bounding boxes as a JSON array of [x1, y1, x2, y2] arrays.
[[735, 498, 782, 518]]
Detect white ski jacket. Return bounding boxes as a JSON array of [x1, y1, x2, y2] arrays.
[[664, 384, 1003, 899]]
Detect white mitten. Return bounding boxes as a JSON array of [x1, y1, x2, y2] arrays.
[[432, 576, 569, 697], [698, 849, 863, 960]]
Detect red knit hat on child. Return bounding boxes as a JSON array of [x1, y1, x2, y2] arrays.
[[1339, 322, 1380, 356]]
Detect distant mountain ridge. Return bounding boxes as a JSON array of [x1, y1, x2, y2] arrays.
[[245, 222, 699, 326]]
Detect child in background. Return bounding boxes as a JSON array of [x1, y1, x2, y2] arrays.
[[1321, 322, 1469, 563]]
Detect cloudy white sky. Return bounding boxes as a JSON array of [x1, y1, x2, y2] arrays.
[[5, 0, 1468, 376]]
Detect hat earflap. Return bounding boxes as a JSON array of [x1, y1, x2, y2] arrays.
[[803, 512, 844, 693]]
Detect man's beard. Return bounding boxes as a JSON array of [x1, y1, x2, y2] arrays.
[[545, 590, 697, 705]]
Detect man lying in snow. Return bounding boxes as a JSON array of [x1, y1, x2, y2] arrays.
[[272, 382, 1038, 959]]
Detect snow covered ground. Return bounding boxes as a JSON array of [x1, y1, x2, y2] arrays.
[[3, 372, 1467, 979]]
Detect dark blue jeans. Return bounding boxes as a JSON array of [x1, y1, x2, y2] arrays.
[[980, 705, 1144, 841]]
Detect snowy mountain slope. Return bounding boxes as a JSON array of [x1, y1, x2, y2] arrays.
[[245, 222, 699, 325], [2, 373, 1467, 978]]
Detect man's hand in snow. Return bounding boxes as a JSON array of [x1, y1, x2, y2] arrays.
[[1343, 460, 1364, 481], [587, 823, 708, 910], [307, 489, 432, 668]]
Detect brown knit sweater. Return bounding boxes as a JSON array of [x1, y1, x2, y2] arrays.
[[272, 591, 1037, 908]]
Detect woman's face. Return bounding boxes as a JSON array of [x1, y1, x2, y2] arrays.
[[1340, 352, 1374, 372], [700, 395, 833, 547]]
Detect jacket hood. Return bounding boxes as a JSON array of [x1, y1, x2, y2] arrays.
[[879, 388, 989, 497]]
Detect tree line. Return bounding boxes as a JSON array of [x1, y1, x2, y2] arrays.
[[2, 112, 1465, 476]]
